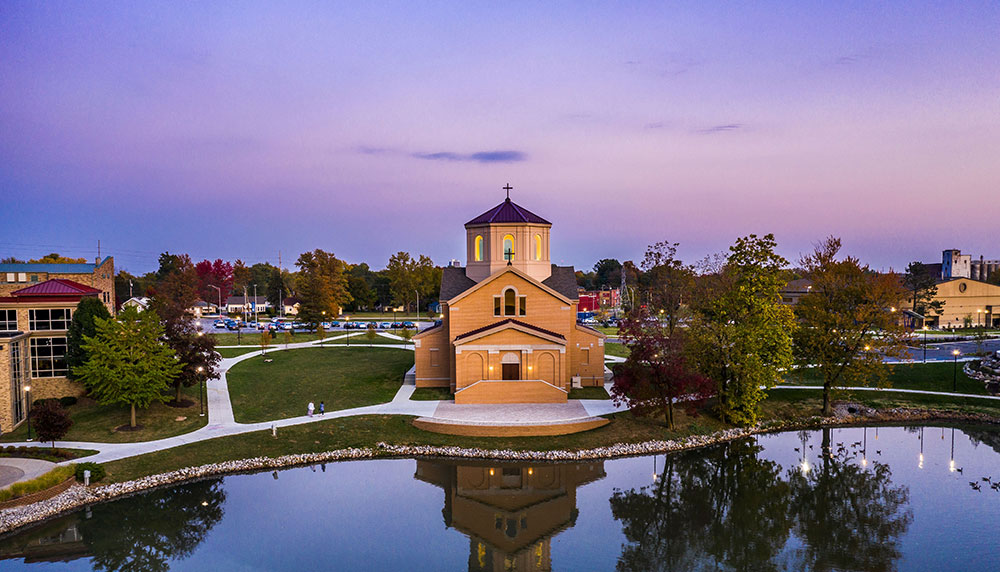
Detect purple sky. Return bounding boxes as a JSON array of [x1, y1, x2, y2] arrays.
[[2, 2, 998, 275]]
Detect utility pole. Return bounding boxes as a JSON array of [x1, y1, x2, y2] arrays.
[[278, 250, 283, 318]]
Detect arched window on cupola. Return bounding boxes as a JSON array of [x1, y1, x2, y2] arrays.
[[503, 234, 515, 263], [474, 235, 483, 261], [534, 234, 542, 261]]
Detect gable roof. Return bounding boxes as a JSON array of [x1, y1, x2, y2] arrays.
[[11, 279, 101, 297], [465, 198, 551, 226], [440, 266, 477, 300], [446, 266, 573, 305], [454, 318, 566, 345], [541, 265, 579, 300]]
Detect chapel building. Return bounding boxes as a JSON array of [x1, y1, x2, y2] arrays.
[[413, 195, 606, 404]]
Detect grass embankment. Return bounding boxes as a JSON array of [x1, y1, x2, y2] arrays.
[[605, 342, 629, 358], [227, 348, 414, 423], [410, 388, 451, 401], [211, 332, 328, 346], [321, 335, 413, 345], [99, 383, 1000, 484], [569, 386, 611, 399], [0, 385, 205, 444], [0, 446, 97, 462], [0, 466, 76, 501], [782, 362, 986, 395]]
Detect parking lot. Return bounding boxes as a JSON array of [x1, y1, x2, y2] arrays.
[[194, 316, 433, 334]]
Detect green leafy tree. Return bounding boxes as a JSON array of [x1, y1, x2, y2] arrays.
[[793, 238, 910, 415], [74, 307, 182, 428], [29, 253, 87, 263], [365, 324, 378, 346], [30, 400, 73, 448], [65, 297, 111, 380], [260, 330, 272, 355], [296, 249, 352, 325], [639, 241, 694, 335], [593, 258, 622, 289], [903, 261, 944, 320], [688, 234, 795, 425], [386, 252, 418, 310]]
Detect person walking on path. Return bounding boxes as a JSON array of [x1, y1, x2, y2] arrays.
[[307, 401, 315, 417], [319, 401, 325, 416]]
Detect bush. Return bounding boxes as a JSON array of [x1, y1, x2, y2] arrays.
[[0, 445, 79, 461], [0, 465, 75, 502], [75, 462, 106, 483], [59, 396, 78, 407]]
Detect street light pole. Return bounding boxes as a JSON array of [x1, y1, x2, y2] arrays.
[[922, 326, 928, 363], [24, 384, 32, 441], [209, 284, 222, 317], [953, 349, 960, 391], [197, 365, 205, 417]]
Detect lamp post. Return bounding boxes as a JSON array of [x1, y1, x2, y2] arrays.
[[197, 366, 205, 417], [24, 384, 32, 441], [952, 349, 961, 391], [209, 285, 222, 317], [922, 325, 928, 363], [414, 290, 420, 322]]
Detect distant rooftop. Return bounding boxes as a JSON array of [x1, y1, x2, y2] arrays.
[[11, 279, 102, 297], [0, 256, 113, 274]]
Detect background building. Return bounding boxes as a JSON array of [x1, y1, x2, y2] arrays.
[[0, 257, 115, 314]]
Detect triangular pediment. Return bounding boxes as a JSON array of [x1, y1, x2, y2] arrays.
[[447, 266, 572, 305], [454, 319, 566, 346]]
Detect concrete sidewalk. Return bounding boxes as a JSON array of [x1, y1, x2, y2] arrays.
[[0, 458, 57, 489]]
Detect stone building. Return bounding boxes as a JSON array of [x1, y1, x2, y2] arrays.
[[0, 279, 100, 433], [413, 195, 605, 404], [0, 257, 115, 314]]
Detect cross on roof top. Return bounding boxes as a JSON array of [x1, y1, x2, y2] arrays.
[[503, 183, 513, 200]]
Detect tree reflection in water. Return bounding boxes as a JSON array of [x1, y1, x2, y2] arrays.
[[78, 478, 226, 572], [787, 428, 913, 572], [610, 429, 913, 572]]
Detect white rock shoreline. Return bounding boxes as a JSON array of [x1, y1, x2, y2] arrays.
[[2, 406, 998, 537]]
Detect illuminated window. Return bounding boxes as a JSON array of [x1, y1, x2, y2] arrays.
[[534, 235, 542, 260], [503, 234, 514, 262], [474, 235, 483, 262]]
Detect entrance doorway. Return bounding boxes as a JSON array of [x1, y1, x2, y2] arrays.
[[501, 352, 520, 380]]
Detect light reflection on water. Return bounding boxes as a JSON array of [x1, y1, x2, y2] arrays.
[[2, 424, 1000, 571]]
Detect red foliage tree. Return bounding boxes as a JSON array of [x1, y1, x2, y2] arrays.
[[195, 259, 234, 306], [611, 308, 714, 429]]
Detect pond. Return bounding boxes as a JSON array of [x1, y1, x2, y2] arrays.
[[2, 424, 1000, 571]]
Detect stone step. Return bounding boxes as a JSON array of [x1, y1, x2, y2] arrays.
[[403, 365, 416, 385]]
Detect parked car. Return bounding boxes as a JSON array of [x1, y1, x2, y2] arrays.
[[402, 321, 416, 329], [329, 321, 341, 328], [214, 320, 227, 329], [379, 322, 391, 329], [282, 322, 294, 331], [225, 320, 239, 331]]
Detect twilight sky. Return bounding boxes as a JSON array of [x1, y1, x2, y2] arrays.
[[2, 2, 998, 275]]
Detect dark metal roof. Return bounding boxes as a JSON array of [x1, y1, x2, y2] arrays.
[[440, 266, 476, 300], [465, 198, 551, 226], [454, 318, 566, 342], [541, 266, 579, 300], [11, 279, 101, 297]]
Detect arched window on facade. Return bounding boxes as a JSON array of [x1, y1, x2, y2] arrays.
[[503, 234, 515, 263], [504, 288, 516, 316], [474, 235, 483, 261]]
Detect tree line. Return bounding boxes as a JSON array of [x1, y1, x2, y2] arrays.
[[612, 234, 917, 429], [114, 250, 443, 319]]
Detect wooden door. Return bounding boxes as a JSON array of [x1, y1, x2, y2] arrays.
[[501, 363, 520, 380]]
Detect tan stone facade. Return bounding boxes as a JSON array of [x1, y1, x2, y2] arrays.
[[901, 278, 1000, 329], [0, 257, 115, 314], [414, 198, 604, 404]]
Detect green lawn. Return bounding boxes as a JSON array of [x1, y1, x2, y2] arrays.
[[321, 335, 413, 345], [605, 342, 630, 358], [569, 386, 611, 399], [217, 347, 261, 358], [0, 384, 206, 444], [782, 362, 986, 395], [227, 347, 414, 423], [96, 383, 1000, 484], [595, 326, 619, 336], [211, 332, 329, 346], [410, 387, 452, 401]]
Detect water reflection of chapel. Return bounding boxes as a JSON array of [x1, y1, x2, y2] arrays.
[[415, 459, 606, 571]]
